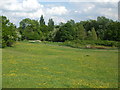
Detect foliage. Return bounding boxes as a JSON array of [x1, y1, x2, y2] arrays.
[[17, 15, 120, 42], [64, 40, 119, 48], [0, 16, 2, 48], [105, 22, 120, 41], [39, 15, 45, 26], [47, 18, 55, 41], [74, 23, 86, 40], [54, 22, 74, 42], [91, 27, 97, 40], [48, 18, 54, 31], [19, 18, 41, 40], [1, 16, 18, 47], [19, 15, 53, 41], [2, 15, 120, 48], [80, 16, 119, 41]]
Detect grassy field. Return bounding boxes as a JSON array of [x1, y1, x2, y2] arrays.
[[2, 41, 118, 88]]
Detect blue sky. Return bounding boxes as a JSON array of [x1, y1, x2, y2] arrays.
[[0, 0, 118, 27]]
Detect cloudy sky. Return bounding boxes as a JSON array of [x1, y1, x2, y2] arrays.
[[0, 0, 119, 27]]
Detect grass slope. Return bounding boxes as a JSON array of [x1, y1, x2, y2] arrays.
[[2, 41, 118, 88]]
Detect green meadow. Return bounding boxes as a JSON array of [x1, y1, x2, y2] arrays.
[[2, 42, 118, 88]]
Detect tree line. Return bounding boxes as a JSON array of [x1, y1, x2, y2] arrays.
[[1, 15, 120, 47]]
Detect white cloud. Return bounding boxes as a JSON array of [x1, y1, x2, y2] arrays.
[[0, 1, 118, 26], [95, 0, 119, 2], [0, 0, 43, 11], [108, 8, 112, 11], [5, 9, 44, 19], [74, 11, 78, 13], [0, 0, 19, 10], [1, 0, 44, 20], [74, 10, 82, 13], [1, 0, 68, 26], [100, 8, 118, 20], [1, 0, 68, 18], [22, 0, 44, 11], [69, 0, 119, 2], [0, 0, 17, 6], [83, 4, 95, 12], [50, 16, 67, 24], [46, 6, 68, 15], [4, 2, 22, 11]]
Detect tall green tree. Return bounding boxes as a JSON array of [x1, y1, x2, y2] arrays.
[[91, 27, 97, 40], [86, 30, 92, 40], [39, 25, 49, 41], [67, 19, 75, 26], [19, 18, 41, 40], [39, 15, 45, 26], [47, 19, 55, 41], [1, 16, 18, 47], [48, 19, 54, 31], [74, 23, 86, 40], [97, 16, 113, 40], [105, 22, 120, 41], [86, 27, 98, 40], [54, 22, 74, 42], [0, 16, 2, 47]]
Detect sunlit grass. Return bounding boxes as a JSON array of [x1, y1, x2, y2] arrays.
[[2, 41, 118, 88]]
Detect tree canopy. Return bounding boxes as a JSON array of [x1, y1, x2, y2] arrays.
[[1, 16, 19, 47], [1, 15, 120, 47]]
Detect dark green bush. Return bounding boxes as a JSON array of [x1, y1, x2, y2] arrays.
[[1, 16, 18, 48], [63, 40, 119, 49]]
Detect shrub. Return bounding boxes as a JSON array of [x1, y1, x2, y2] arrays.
[[62, 40, 119, 49], [1, 16, 18, 48]]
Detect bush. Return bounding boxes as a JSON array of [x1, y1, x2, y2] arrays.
[[62, 40, 119, 49], [1, 16, 18, 48]]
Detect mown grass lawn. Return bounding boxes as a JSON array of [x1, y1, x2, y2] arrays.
[[2, 41, 118, 88]]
